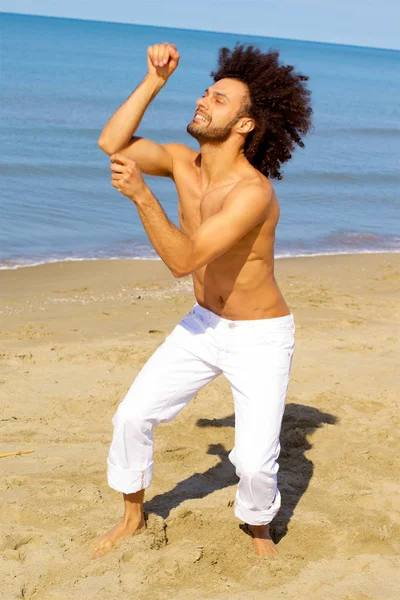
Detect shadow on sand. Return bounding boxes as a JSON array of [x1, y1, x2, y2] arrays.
[[144, 403, 337, 543]]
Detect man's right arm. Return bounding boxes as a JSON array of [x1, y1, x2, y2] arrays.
[[98, 43, 186, 178]]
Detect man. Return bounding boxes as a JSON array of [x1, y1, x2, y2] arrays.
[[91, 42, 312, 559]]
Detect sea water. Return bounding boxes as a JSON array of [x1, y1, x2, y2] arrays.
[[1, 12, 399, 268]]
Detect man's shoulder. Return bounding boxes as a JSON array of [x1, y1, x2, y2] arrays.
[[228, 174, 274, 206], [162, 143, 199, 180], [163, 142, 198, 162]]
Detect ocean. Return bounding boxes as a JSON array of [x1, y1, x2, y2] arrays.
[[1, 12, 399, 269]]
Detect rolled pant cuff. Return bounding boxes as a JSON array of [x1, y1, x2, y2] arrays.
[[107, 459, 153, 494], [234, 490, 281, 526]]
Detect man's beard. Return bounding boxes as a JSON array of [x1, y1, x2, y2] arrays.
[[187, 115, 241, 143]]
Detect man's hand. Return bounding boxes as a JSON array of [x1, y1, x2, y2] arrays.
[[110, 153, 147, 201], [147, 43, 180, 83]]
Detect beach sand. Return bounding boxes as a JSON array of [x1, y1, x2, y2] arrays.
[[0, 253, 399, 600]]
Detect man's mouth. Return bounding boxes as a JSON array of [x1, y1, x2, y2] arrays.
[[193, 111, 209, 123]]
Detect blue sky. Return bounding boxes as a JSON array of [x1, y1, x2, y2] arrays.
[[1, 0, 399, 50]]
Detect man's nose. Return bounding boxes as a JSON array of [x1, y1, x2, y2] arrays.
[[197, 97, 209, 111]]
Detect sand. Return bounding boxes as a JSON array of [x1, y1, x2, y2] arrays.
[[0, 253, 399, 600]]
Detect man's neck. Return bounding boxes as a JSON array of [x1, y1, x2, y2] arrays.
[[199, 141, 245, 190]]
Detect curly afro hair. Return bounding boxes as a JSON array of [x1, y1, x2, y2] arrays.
[[211, 44, 313, 180]]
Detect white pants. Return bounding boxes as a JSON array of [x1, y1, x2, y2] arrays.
[[107, 303, 295, 526]]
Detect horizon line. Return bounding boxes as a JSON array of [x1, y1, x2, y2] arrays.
[[2, 10, 400, 54]]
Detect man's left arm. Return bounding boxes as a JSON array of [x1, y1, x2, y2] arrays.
[[110, 153, 271, 277]]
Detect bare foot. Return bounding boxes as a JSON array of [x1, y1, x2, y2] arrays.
[[247, 524, 278, 557], [90, 516, 145, 559]]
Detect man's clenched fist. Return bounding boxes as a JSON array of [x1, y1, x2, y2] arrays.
[[147, 43, 180, 81], [110, 153, 146, 201]]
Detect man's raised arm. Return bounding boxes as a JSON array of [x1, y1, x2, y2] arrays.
[[98, 43, 184, 178]]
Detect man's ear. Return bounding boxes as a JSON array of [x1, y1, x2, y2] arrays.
[[237, 118, 255, 134]]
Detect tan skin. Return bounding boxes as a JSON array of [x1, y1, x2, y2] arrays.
[[91, 43, 288, 559]]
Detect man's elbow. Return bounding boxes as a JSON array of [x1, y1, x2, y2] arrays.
[[170, 245, 201, 278], [170, 259, 197, 279], [171, 266, 192, 279], [98, 135, 115, 155]]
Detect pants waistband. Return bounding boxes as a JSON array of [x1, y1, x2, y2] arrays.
[[192, 303, 295, 332]]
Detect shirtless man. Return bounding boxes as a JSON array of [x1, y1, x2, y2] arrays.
[[91, 42, 312, 559]]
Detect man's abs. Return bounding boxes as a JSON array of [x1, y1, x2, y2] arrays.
[[192, 256, 290, 320]]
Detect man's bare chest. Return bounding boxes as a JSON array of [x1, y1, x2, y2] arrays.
[[174, 173, 237, 234]]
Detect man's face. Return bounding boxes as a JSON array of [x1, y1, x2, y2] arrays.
[[187, 78, 251, 143]]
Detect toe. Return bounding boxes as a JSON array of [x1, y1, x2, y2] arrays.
[[90, 539, 113, 559]]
